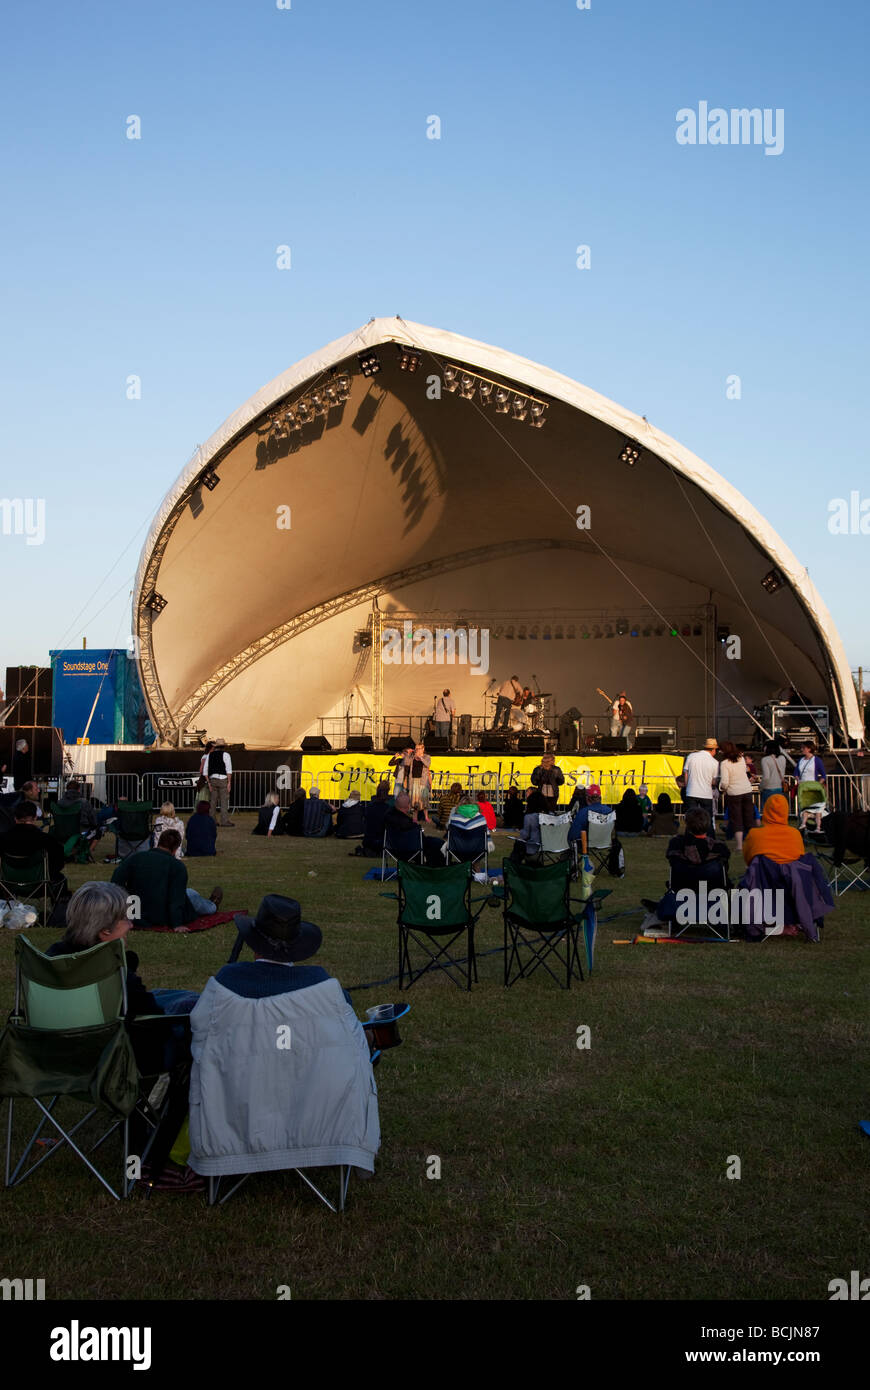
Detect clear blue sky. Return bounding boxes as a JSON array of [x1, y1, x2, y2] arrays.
[[1, 0, 868, 680]]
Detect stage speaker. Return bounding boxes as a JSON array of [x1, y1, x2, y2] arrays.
[[518, 734, 546, 753], [300, 736, 332, 752], [633, 734, 662, 753], [346, 735, 374, 752], [596, 735, 628, 753], [16, 696, 36, 726], [479, 732, 511, 752], [30, 727, 63, 777], [36, 696, 52, 727], [37, 668, 53, 699], [457, 713, 472, 747], [558, 707, 581, 753], [424, 735, 449, 752], [5, 668, 20, 700], [386, 735, 411, 752]]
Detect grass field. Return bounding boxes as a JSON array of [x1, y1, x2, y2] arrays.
[[1, 820, 867, 1302]]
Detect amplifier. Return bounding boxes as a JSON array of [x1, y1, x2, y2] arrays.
[[636, 725, 676, 748]]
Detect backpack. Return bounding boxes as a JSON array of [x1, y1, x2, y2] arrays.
[[607, 836, 625, 877]]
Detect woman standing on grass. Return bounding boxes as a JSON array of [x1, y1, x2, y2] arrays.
[[408, 742, 432, 823], [717, 741, 755, 853]]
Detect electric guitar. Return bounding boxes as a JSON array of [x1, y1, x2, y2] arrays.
[[597, 688, 634, 725]]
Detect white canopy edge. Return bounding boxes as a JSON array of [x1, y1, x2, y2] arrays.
[[134, 317, 862, 740]]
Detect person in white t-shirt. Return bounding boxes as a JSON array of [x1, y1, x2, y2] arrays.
[[681, 738, 720, 824], [433, 689, 455, 744]]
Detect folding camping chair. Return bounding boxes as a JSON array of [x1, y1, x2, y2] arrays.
[[537, 812, 576, 873], [667, 858, 731, 940], [502, 857, 585, 988], [47, 802, 92, 864], [112, 801, 153, 860], [396, 860, 484, 991], [797, 782, 827, 830], [0, 851, 59, 926], [586, 809, 617, 875], [445, 819, 488, 876], [381, 823, 424, 881], [0, 936, 185, 1200]]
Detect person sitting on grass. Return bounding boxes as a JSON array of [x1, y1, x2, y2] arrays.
[[742, 793, 805, 866], [641, 807, 730, 924], [615, 787, 644, 834], [281, 787, 307, 836], [636, 783, 653, 825], [185, 801, 217, 857], [434, 781, 463, 828], [153, 801, 186, 857], [645, 792, 679, 838], [357, 781, 390, 856], [253, 791, 285, 837], [501, 786, 525, 830], [335, 789, 365, 839], [302, 787, 334, 837], [112, 829, 222, 930]]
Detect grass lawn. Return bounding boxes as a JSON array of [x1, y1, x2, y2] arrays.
[[1, 819, 867, 1302]]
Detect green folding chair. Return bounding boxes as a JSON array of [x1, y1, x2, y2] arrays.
[[0, 936, 183, 1200], [396, 861, 485, 991], [113, 802, 153, 860], [0, 851, 56, 925], [47, 802, 91, 864], [502, 857, 585, 988]]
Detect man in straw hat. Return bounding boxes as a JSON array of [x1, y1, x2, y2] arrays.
[[681, 737, 720, 826]]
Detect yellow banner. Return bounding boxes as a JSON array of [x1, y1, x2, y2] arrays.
[[301, 752, 684, 800]]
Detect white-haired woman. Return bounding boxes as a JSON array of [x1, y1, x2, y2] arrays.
[[46, 881, 198, 1017]]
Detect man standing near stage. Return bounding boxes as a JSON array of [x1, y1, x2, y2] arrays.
[[530, 751, 565, 809], [204, 740, 234, 827], [494, 675, 522, 729], [434, 689, 455, 745]]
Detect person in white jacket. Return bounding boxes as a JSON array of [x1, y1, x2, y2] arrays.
[[717, 740, 756, 852]]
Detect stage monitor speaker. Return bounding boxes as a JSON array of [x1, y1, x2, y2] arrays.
[[558, 707, 581, 753], [518, 734, 546, 753], [300, 736, 332, 752], [596, 735, 628, 753], [345, 735, 374, 752], [633, 734, 662, 753], [424, 735, 449, 752], [457, 713, 472, 746], [479, 732, 511, 752], [386, 735, 411, 752]]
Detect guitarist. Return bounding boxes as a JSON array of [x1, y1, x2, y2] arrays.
[[597, 688, 634, 747]]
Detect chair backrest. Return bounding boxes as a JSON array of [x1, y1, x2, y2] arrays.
[[502, 857, 571, 926], [1, 851, 49, 888], [538, 813, 571, 854], [397, 860, 471, 929], [587, 810, 616, 849], [385, 823, 423, 860], [15, 936, 126, 1029], [48, 803, 82, 840], [446, 821, 487, 859], [116, 802, 153, 837]]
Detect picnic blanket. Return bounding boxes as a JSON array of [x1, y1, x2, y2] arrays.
[[135, 910, 244, 934]]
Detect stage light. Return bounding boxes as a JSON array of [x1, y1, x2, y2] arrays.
[[630, 626, 639, 637], [324, 383, 339, 405], [296, 401, 312, 424], [495, 388, 511, 413], [605, 624, 614, 638], [669, 626, 678, 636], [554, 624, 563, 639], [529, 625, 539, 639], [397, 346, 421, 373], [493, 625, 503, 639], [202, 469, 220, 491], [518, 625, 527, 639], [616, 618, 629, 636], [443, 365, 460, 393], [592, 625, 602, 639], [693, 624, 702, 637], [543, 625, 551, 640], [310, 392, 328, 417], [336, 372, 351, 399], [567, 624, 576, 639], [619, 438, 642, 466], [581, 627, 590, 639], [146, 591, 167, 614], [681, 625, 691, 637], [478, 381, 493, 404], [716, 625, 730, 644], [511, 395, 528, 422], [460, 374, 476, 400], [272, 419, 288, 440], [655, 626, 665, 636], [761, 568, 784, 594], [505, 626, 515, 639], [529, 401, 547, 428], [358, 351, 381, 378]]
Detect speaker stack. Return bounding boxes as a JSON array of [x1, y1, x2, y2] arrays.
[[457, 713, 472, 747], [479, 731, 511, 752], [386, 735, 411, 752], [558, 707, 581, 753], [633, 734, 662, 753], [423, 735, 449, 752], [300, 736, 332, 752], [596, 735, 628, 753], [345, 735, 374, 752], [517, 734, 546, 753]]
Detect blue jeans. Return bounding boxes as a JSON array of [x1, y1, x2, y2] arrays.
[[186, 887, 216, 915], [435, 721, 450, 742], [152, 988, 200, 1016]]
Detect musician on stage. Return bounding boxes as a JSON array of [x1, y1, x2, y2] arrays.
[[494, 675, 523, 729], [433, 689, 455, 744], [610, 691, 634, 748]]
